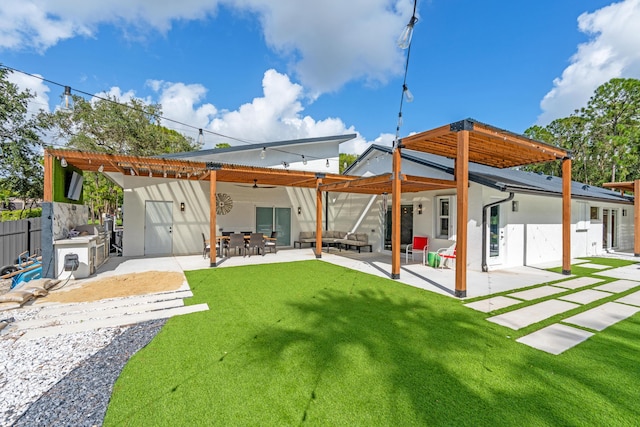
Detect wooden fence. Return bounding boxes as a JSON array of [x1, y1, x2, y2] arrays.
[[0, 218, 42, 266]]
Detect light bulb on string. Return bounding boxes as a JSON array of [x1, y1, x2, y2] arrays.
[[130, 169, 135, 176], [326, 159, 330, 168], [403, 84, 414, 103], [397, 15, 418, 49], [60, 157, 67, 167], [61, 86, 73, 111], [98, 164, 104, 172], [197, 129, 204, 145], [302, 155, 307, 165], [260, 148, 266, 159]]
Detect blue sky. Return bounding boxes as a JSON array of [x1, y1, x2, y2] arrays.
[[2, 0, 639, 153]]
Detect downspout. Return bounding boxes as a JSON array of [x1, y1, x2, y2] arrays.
[[482, 192, 515, 272], [325, 192, 329, 230]]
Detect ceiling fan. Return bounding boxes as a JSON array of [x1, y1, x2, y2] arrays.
[[236, 179, 277, 189]]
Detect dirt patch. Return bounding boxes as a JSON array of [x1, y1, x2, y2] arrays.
[[40, 271, 186, 304]]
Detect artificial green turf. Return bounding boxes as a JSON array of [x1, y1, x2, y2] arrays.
[[104, 260, 640, 426]]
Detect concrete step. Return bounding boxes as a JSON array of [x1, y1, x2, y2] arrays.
[[12, 299, 185, 330], [34, 290, 194, 318], [19, 303, 210, 341]]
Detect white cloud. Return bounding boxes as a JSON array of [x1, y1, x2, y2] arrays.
[[538, 0, 640, 125], [232, 0, 410, 93], [0, 0, 412, 93], [6, 71, 51, 115]]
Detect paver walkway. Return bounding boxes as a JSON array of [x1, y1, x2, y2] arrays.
[[466, 260, 640, 355]]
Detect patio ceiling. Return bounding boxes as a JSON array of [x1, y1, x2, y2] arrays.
[[400, 119, 571, 168]]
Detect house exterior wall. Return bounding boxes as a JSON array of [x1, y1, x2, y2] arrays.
[[122, 176, 312, 256]]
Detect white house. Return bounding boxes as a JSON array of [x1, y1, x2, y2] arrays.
[[42, 120, 636, 287]]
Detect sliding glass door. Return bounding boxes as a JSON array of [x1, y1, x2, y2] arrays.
[[256, 207, 291, 247]]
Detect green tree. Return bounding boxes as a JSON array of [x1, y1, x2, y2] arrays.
[[340, 153, 359, 173], [524, 78, 640, 186], [0, 67, 46, 215], [215, 142, 231, 149], [44, 95, 201, 155]]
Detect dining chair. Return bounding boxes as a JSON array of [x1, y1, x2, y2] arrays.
[[264, 231, 278, 254], [247, 233, 265, 256], [228, 233, 246, 257], [202, 233, 211, 258]]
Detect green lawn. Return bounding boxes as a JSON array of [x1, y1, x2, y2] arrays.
[[105, 260, 640, 426]]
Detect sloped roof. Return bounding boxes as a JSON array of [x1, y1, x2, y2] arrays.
[[162, 134, 356, 160], [350, 145, 632, 204]]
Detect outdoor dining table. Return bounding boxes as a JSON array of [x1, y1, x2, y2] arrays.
[[213, 234, 276, 257]]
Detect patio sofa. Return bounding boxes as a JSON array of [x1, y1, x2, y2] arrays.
[[294, 231, 372, 253]]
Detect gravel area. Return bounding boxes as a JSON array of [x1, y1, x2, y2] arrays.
[[0, 319, 165, 426]]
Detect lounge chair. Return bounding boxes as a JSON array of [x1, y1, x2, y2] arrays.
[[265, 231, 278, 254]]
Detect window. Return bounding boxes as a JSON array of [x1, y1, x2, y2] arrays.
[[436, 196, 456, 239], [576, 202, 589, 231], [590, 206, 599, 220]]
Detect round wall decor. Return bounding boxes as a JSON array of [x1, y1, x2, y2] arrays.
[[216, 193, 233, 215]]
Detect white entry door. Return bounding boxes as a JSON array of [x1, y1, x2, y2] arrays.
[[144, 201, 173, 255]]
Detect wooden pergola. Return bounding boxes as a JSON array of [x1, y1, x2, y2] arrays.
[[396, 119, 572, 297], [43, 148, 356, 267], [603, 180, 640, 256]]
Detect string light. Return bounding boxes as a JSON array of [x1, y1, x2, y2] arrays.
[[60, 157, 67, 167], [326, 159, 330, 168], [98, 164, 104, 172], [393, 0, 418, 151], [302, 155, 307, 165], [197, 128, 204, 145], [260, 148, 267, 159]]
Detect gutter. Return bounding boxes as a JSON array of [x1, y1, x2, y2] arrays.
[[481, 192, 515, 272]]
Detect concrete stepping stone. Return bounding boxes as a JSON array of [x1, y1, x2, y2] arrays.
[[464, 296, 521, 313], [559, 289, 612, 305], [508, 285, 567, 301], [616, 290, 640, 307], [487, 300, 579, 330], [516, 324, 593, 355], [576, 263, 609, 270], [595, 264, 640, 281], [553, 277, 603, 290], [593, 280, 639, 293], [563, 302, 640, 331]]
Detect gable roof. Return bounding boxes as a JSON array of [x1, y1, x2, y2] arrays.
[[350, 145, 632, 204]]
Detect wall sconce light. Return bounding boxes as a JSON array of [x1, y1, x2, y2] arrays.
[[180, 202, 185, 212], [512, 201, 519, 212], [297, 206, 301, 215], [417, 203, 422, 215]]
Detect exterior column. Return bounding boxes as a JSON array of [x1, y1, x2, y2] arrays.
[[391, 146, 401, 279], [562, 158, 572, 274], [635, 179, 640, 257], [455, 131, 469, 298], [315, 177, 323, 258], [43, 151, 53, 202], [210, 171, 217, 267]]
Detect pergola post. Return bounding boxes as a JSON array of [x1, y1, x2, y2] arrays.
[[455, 131, 469, 298], [391, 145, 402, 279], [635, 179, 640, 257], [209, 170, 217, 267], [43, 152, 53, 202], [562, 158, 572, 274], [315, 177, 323, 259]]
